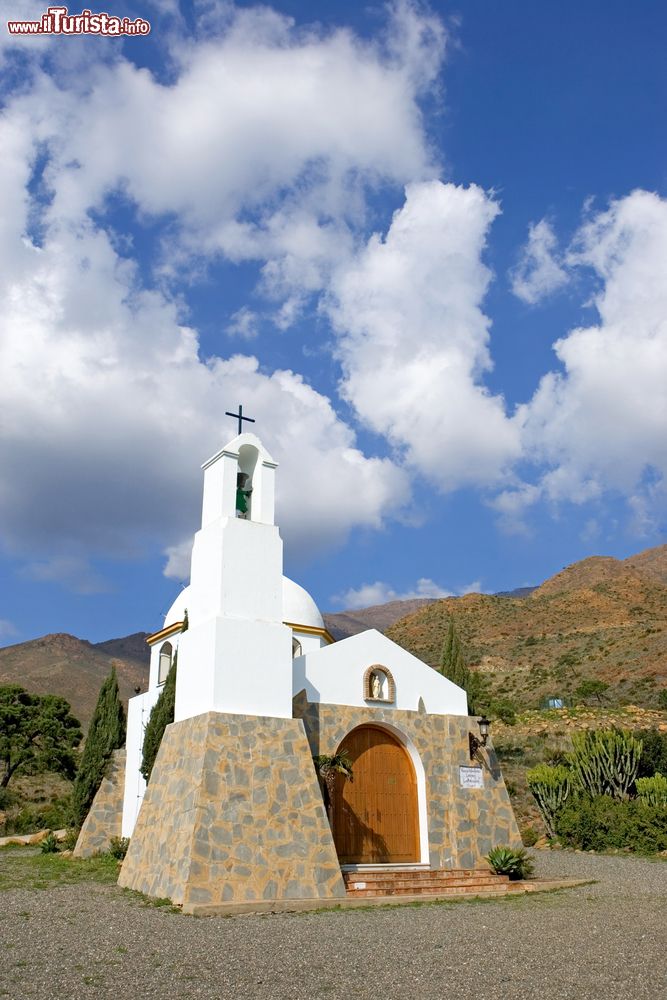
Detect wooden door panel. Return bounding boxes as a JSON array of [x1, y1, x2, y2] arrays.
[[332, 726, 419, 865]]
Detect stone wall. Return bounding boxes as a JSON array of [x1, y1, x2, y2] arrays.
[[118, 712, 346, 909], [293, 692, 521, 869], [73, 749, 126, 858]]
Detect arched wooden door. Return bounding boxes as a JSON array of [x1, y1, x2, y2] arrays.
[[331, 725, 420, 865]]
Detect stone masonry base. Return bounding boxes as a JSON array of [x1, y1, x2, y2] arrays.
[[118, 712, 346, 907], [73, 748, 126, 859]]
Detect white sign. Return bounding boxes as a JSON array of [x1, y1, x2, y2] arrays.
[[459, 766, 484, 789]]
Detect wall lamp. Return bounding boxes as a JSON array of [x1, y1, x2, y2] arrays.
[[469, 715, 491, 758]]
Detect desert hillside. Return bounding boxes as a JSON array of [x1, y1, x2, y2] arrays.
[[2, 543, 666, 727], [323, 598, 438, 640], [0, 632, 150, 728], [387, 544, 667, 709]]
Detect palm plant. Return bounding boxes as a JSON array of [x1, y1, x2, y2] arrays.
[[313, 751, 354, 823]]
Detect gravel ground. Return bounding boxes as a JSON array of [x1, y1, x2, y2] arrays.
[[1, 851, 665, 1000]]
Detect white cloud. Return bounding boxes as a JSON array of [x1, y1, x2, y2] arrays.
[[0, 218, 409, 580], [510, 218, 568, 305], [17, 0, 444, 306], [327, 180, 521, 491], [334, 577, 453, 610], [226, 307, 259, 340], [19, 555, 110, 595], [488, 483, 542, 536], [333, 575, 484, 609], [518, 190, 667, 517], [3, 2, 53, 58], [0, 3, 452, 586]]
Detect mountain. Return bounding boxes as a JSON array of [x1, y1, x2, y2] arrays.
[[323, 598, 438, 640], [386, 544, 667, 710], [323, 589, 539, 640], [3, 543, 665, 724], [0, 632, 150, 729], [94, 632, 152, 663], [624, 543, 667, 586]]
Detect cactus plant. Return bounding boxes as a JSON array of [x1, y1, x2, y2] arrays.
[[526, 763, 570, 838], [568, 729, 642, 801], [636, 772, 667, 808]]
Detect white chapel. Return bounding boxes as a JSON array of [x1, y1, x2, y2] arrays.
[[76, 427, 520, 911]]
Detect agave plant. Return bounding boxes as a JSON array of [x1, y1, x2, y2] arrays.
[[485, 845, 534, 881], [40, 831, 59, 854]]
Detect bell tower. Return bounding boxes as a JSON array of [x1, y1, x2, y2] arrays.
[[174, 431, 293, 721]]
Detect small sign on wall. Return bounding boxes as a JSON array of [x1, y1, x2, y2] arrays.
[[459, 765, 484, 789]]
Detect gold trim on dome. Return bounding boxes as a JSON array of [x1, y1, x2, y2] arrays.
[[146, 621, 184, 645], [283, 621, 335, 644]]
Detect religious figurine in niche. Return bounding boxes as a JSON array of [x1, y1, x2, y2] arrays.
[[371, 671, 384, 699], [235, 472, 252, 518]]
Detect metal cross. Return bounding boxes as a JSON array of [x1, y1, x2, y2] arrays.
[[225, 404, 256, 435]]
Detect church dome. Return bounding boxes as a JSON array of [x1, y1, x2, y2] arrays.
[[163, 579, 322, 632], [282, 576, 324, 631], [164, 586, 190, 628]]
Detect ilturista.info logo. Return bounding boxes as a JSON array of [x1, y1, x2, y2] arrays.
[[7, 6, 151, 35]]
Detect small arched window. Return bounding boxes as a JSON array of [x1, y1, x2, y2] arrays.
[[292, 638, 303, 658], [158, 641, 173, 685]]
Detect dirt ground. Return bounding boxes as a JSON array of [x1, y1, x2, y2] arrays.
[[0, 849, 665, 1000]]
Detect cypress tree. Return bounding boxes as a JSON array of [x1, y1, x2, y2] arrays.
[[439, 616, 485, 715], [141, 655, 177, 783], [439, 617, 469, 689], [72, 667, 126, 826]]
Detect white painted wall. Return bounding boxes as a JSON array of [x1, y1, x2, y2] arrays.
[[175, 617, 293, 721], [147, 633, 181, 691], [291, 629, 328, 656], [293, 629, 468, 716], [171, 433, 293, 723], [122, 687, 160, 838], [187, 517, 283, 627]]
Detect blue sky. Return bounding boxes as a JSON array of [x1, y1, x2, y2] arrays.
[[1, 0, 666, 645]]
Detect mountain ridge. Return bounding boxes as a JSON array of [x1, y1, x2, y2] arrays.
[[1, 543, 665, 725], [386, 543, 667, 709]]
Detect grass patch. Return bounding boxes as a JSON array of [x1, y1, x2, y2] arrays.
[[120, 887, 181, 913], [0, 849, 120, 891]]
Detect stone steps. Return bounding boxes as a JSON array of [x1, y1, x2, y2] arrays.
[[343, 867, 512, 898]]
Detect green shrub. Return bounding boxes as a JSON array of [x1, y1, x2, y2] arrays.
[[61, 828, 79, 851], [486, 846, 534, 880], [574, 679, 609, 704], [521, 826, 539, 847], [490, 698, 517, 725], [40, 831, 59, 854], [635, 729, 667, 779], [0, 787, 16, 811], [659, 690, 667, 710], [636, 772, 667, 808], [108, 836, 130, 860], [4, 797, 72, 835], [555, 795, 667, 853]]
